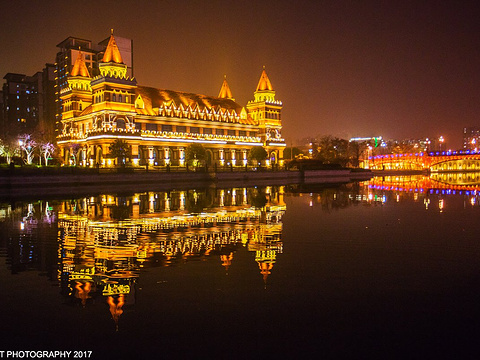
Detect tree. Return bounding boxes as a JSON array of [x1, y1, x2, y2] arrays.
[[0, 139, 20, 164], [185, 144, 206, 167], [40, 142, 55, 166], [284, 147, 303, 160], [248, 146, 268, 165], [18, 134, 36, 165], [313, 136, 352, 167], [109, 139, 131, 166], [347, 141, 368, 168]]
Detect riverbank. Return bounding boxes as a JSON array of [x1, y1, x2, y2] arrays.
[[0, 168, 373, 199]]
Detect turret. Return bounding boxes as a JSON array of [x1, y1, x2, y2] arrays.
[[218, 75, 234, 101], [91, 30, 137, 115], [246, 67, 284, 148], [60, 51, 92, 121]]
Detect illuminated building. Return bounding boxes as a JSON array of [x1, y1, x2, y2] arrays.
[[57, 31, 286, 168], [463, 127, 480, 151], [54, 35, 133, 137]]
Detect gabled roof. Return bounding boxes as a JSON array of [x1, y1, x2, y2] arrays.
[[218, 76, 233, 99], [135, 86, 254, 124], [256, 67, 273, 91], [102, 32, 123, 63], [70, 51, 90, 77]]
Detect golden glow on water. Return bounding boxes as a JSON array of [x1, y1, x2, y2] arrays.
[[4, 179, 480, 335], [44, 187, 284, 329]]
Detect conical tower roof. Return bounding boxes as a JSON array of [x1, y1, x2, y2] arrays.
[[256, 66, 273, 91], [218, 76, 233, 99], [70, 51, 90, 77], [102, 30, 123, 63]]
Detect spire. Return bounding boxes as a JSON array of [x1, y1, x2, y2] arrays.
[[102, 31, 123, 63], [256, 66, 273, 91], [70, 51, 90, 77], [218, 75, 233, 99]]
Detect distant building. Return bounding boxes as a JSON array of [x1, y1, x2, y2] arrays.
[[1, 65, 55, 141], [57, 32, 285, 167], [463, 127, 480, 151]]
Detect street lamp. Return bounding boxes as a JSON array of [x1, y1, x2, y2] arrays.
[[439, 136, 444, 151]]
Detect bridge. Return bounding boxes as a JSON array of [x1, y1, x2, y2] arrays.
[[368, 174, 480, 193], [368, 150, 480, 171]]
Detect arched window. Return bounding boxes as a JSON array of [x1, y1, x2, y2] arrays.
[[116, 118, 126, 129]]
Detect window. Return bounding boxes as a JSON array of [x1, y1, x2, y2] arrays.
[[203, 128, 212, 134], [176, 125, 186, 133], [146, 123, 157, 131], [119, 94, 122, 102], [227, 130, 236, 136], [239, 131, 246, 137], [190, 127, 200, 134], [113, 94, 116, 102], [216, 129, 225, 135], [116, 119, 126, 129], [162, 124, 172, 132], [135, 122, 142, 130]]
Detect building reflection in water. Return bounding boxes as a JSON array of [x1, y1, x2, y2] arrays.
[[3, 174, 480, 331], [56, 186, 285, 329]]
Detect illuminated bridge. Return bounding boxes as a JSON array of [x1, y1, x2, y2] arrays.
[[368, 150, 480, 171]]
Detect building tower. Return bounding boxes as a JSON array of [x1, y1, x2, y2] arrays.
[[89, 31, 137, 164], [60, 51, 92, 122], [55, 35, 134, 137], [218, 75, 234, 100], [246, 67, 285, 165]]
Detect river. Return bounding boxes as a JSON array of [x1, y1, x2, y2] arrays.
[[1, 175, 480, 359]]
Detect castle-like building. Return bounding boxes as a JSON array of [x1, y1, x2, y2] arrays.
[[57, 32, 285, 168]]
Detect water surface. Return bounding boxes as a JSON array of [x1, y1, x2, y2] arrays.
[[1, 177, 480, 358]]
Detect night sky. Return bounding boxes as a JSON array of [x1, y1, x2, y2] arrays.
[[1, 0, 480, 148]]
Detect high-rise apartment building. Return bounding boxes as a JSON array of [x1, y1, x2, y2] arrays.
[[1, 65, 55, 141], [463, 127, 480, 151]]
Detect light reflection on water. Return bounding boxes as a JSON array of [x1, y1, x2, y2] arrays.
[[2, 177, 480, 358]]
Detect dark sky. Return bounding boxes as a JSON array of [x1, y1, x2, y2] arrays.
[[1, 0, 480, 148]]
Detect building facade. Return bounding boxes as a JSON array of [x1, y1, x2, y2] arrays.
[[463, 127, 480, 151], [54, 34, 133, 137], [57, 32, 285, 168], [1, 65, 55, 142]]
